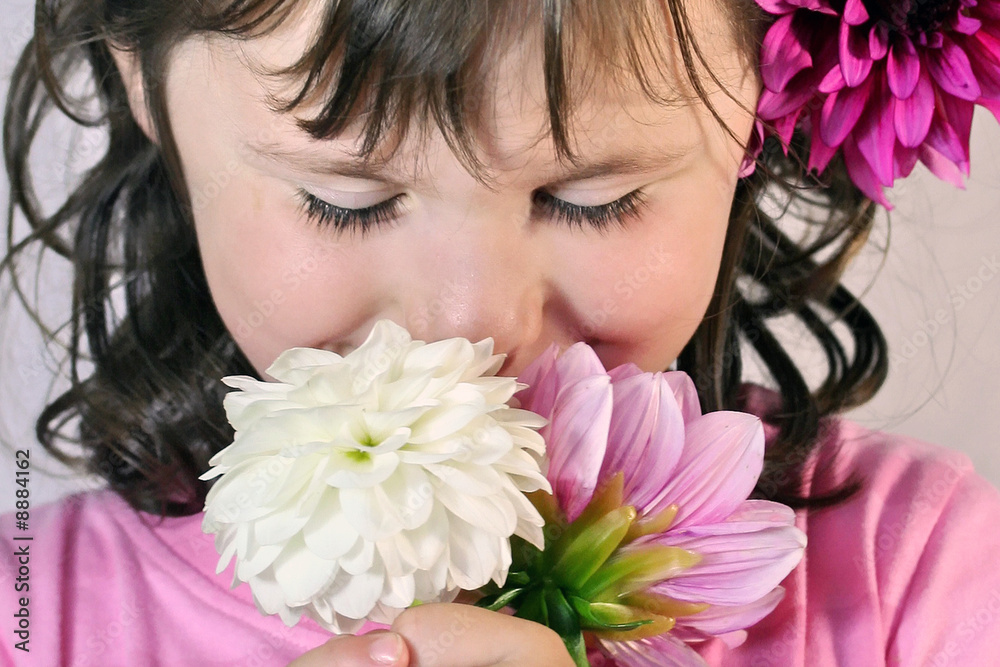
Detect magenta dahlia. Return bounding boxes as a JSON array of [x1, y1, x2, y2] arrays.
[[753, 0, 1000, 205]]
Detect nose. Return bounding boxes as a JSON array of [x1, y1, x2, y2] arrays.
[[403, 223, 549, 376]]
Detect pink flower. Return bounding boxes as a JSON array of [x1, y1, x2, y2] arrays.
[[509, 344, 806, 666], [752, 0, 1000, 206]]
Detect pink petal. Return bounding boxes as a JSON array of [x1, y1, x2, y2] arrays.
[[820, 76, 872, 146], [545, 375, 613, 522], [663, 371, 703, 423], [678, 588, 787, 637], [893, 67, 934, 147], [644, 412, 764, 528], [516, 343, 605, 419], [608, 362, 644, 382], [514, 344, 560, 414], [926, 36, 982, 101], [598, 635, 706, 667], [842, 0, 869, 25], [887, 37, 919, 99], [601, 373, 685, 511], [839, 20, 874, 86], [761, 14, 813, 92], [651, 504, 806, 605]]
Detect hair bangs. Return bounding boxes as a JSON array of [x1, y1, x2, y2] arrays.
[[194, 0, 699, 183]]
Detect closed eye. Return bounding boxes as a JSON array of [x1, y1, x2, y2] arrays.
[[296, 187, 651, 237]]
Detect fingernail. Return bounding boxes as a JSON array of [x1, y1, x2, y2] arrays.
[[369, 633, 403, 665]]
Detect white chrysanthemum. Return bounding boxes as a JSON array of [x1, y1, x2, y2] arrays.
[[200, 320, 551, 633]]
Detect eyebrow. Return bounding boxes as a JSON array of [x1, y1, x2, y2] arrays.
[[244, 139, 690, 185]]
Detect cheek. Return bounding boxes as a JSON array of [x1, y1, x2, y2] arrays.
[[574, 196, 730, 370], [190, 175, 383, 373]]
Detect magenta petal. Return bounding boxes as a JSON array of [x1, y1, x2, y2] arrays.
[[982, 97, 1000, 126], [663, 371, 703, 423], [678, 588, 786, 637], [952, 12, 982, 35], [758, 86, 815, 121], [926, 36, 982, 101], [968, 32, 1000, 98], [839, 21, 874, 86], [546, 375, 613, 522], [820, 77, 871, 146], [924, 100, 972, 170], [842, 0, 869, 25], [818, 63, 845, 93], [853, 83, 897, 186], [808, 110, 839, 173], [893, 68, 934, 147], [842, 138, 892, 206], [601, 373, 685, 511], [869, 23, 889, 60], [887, 37, 919, 99], [761, 14, 813, 92], [893, 144, 920, 179], [645, 412, 764, 527], [918, 144, 968, 188]]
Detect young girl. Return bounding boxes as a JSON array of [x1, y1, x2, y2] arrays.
[[3, 0, 1000, 665]]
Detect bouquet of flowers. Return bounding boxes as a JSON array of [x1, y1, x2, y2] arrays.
[[201, 321, 805, 666]]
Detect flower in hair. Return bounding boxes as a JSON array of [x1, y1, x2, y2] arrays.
[[476, 345, 806, 666], [751, 0, 1000, 206], [200, 320, 551, 633]]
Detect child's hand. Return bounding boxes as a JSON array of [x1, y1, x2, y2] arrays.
[[287, 603, 574, 666]]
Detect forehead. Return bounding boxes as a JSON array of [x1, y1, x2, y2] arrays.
[[190, 0, 749, 179]]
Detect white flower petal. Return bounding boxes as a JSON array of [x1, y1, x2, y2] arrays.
[[202, 319, 547, 632]]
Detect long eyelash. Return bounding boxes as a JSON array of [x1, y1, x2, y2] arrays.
[[295, 189, 404, 237], [531, 189, 650, 233], [295, 187, 650, 236]]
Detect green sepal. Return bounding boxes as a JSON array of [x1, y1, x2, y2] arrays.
[[514, 588, 548, 626], [544, 587, 588, 667], [553, 506, 636, 591], [580, 545, 700, 601], [475, 587, 526, 612], [505, 571, 532, 587], [568, 595, 653, 632]]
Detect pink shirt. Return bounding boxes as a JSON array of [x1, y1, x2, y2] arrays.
[[4, 411, 1000, 665]]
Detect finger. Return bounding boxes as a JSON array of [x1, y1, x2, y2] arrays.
[[391, 603, 573, 667], [287, 630, 409, 667]]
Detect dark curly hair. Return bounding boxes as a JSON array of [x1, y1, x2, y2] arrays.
[[2, 0, 886, 516]]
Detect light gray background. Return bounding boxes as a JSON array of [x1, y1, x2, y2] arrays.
[[2, 3, 999, 514]]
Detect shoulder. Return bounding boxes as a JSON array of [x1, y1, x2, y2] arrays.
[[804, 419, 1000, 664]]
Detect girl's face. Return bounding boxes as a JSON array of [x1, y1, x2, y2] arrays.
[[142, 1, 757, 378]]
